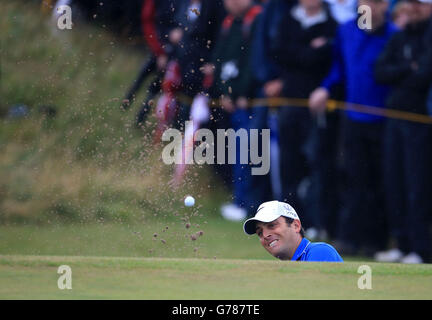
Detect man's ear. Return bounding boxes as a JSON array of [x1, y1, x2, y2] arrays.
[[293, 219, 302, 233]]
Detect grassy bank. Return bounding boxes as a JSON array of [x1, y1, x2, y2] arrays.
[[1, 254, 431, 299]]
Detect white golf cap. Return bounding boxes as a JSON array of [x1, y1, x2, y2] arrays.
[[243, 200, 300, 235]]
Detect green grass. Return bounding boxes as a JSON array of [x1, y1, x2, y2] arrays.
[[3, 222, 431, 300], [1, 254, 432, 299], [0, 219, 271, 260]]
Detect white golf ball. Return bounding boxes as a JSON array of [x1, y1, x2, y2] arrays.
[[184, 196, 195, 207]]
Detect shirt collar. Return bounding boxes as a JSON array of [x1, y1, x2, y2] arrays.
[[291, 238, 311, 261], [291, 5, 328, 29]]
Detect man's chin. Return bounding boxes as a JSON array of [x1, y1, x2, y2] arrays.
[[268, 247, 290, 260], [267, 248, 288, 260], [275, 253, 290, 260]]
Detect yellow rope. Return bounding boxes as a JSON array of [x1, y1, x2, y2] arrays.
[[177, 94, 432, 125], [251, 97, 432, 125]]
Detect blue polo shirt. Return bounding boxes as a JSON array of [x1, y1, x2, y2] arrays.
[[292, 238, 343, 262]]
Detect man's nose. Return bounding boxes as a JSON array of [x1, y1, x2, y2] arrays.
[[262, 229, 272, 239]]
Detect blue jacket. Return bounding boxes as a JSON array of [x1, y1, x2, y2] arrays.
[[250, 0, 293, 85], [321, 20, 398, 122], [292, 238, 343, 262]]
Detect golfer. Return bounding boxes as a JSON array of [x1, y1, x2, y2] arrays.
[[244, 201, 343, 262]]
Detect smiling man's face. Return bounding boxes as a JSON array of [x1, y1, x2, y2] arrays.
[[255, 217, 303, 260]]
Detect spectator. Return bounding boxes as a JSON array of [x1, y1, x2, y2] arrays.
[[307, 0, 350, 241], [133, 0, 180, 127], [374, 0, 432, 263], [271, 0, 338, 234], [141, 0, 225, 133], [391, 0, 415, 29], [309, 0, 398, 256], [249, 0, 294, 216], [172, 0, 226, 106], [204, 0, 262, 221]]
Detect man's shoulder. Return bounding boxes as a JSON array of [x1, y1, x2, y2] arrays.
[[305, 241, 343, 262], [308, 241, 338, 252]]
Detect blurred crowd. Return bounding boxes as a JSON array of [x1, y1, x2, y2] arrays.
[[47, 0, 432, 263]]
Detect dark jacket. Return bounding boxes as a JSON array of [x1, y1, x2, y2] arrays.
[[185, 0, 226, 64], [173, 0, 226, 96], [271, 5, 338, 99], [250, 0, 295, 86], [375, 19, 432, 114], [141, 0, 179, 57], [210, 5, 263, 100]]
